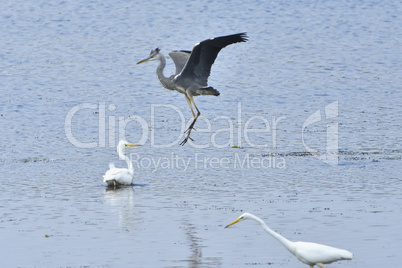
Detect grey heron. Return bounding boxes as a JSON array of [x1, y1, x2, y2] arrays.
[[137, 33, 248, 145]]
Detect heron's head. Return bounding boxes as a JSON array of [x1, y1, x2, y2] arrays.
[[224, 213, 254, 228], [137, 48, 161, 64]]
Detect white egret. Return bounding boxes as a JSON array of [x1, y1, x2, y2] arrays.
[[103, 140, 140, 187], [225, 213, 353, 268]]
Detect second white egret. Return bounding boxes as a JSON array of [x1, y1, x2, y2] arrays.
[[225, 213, 353, 268]]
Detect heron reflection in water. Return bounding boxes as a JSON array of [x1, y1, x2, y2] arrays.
[[137, 33, 248, 145]]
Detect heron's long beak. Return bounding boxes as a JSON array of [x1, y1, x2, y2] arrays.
[[126, 144, 140, 147], [137, 57, 151, 64], [224, 218, 241, 228]]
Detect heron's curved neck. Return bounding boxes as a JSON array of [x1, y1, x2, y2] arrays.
[[156, 54, 174, 90], [255, 217, 296, 254]]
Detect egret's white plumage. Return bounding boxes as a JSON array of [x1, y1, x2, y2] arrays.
[[225, 213, 353, 268], [103, 140, 139, 186]]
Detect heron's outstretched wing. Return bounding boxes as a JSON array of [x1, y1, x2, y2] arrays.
[[178, 33, 248, 86], [169, 50, 191, 75]]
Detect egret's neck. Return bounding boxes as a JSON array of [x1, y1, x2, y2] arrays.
[[256, 218, 296, 254], [126, 158, 133, 172], [156, 54, 174, 90], [118, 148, 133, 172]]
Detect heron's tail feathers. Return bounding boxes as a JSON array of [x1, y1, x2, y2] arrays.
[[199, 86, 220, 96]]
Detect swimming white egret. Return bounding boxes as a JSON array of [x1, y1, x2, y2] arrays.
[[225, 213, 353, 268], [103, 140, 140, 187]]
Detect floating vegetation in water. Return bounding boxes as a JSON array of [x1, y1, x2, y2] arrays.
[[21, 157, 48, 163], [261, 149, 402, 163], [15, 157, 66, 163]]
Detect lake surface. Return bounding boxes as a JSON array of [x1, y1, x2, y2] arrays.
[[0, 0, 401, 267]]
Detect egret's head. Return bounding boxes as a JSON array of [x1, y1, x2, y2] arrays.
[[137, 48, 161, 64], [117, 140, 140, 151], [225, 213, 254, 228]]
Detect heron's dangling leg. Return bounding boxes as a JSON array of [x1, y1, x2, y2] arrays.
[[185, 94, 196, 119], [316, 264, 326, 268], [188, 95, 200, 130], [184, 94, 198, 134], [180, 93, 200, 145]]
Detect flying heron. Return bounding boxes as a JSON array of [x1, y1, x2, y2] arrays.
[[137, 33, 248, 145]]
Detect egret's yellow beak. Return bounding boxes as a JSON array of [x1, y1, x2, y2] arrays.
[[137, 57, 151, 64], [125, 144, 140, 147], [225, 218, 241, 228]]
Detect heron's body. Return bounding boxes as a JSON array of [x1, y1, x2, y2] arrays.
[[103, 140, 139, 186], [225, 213, 353, 268], [137, 33, 248, 145]]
